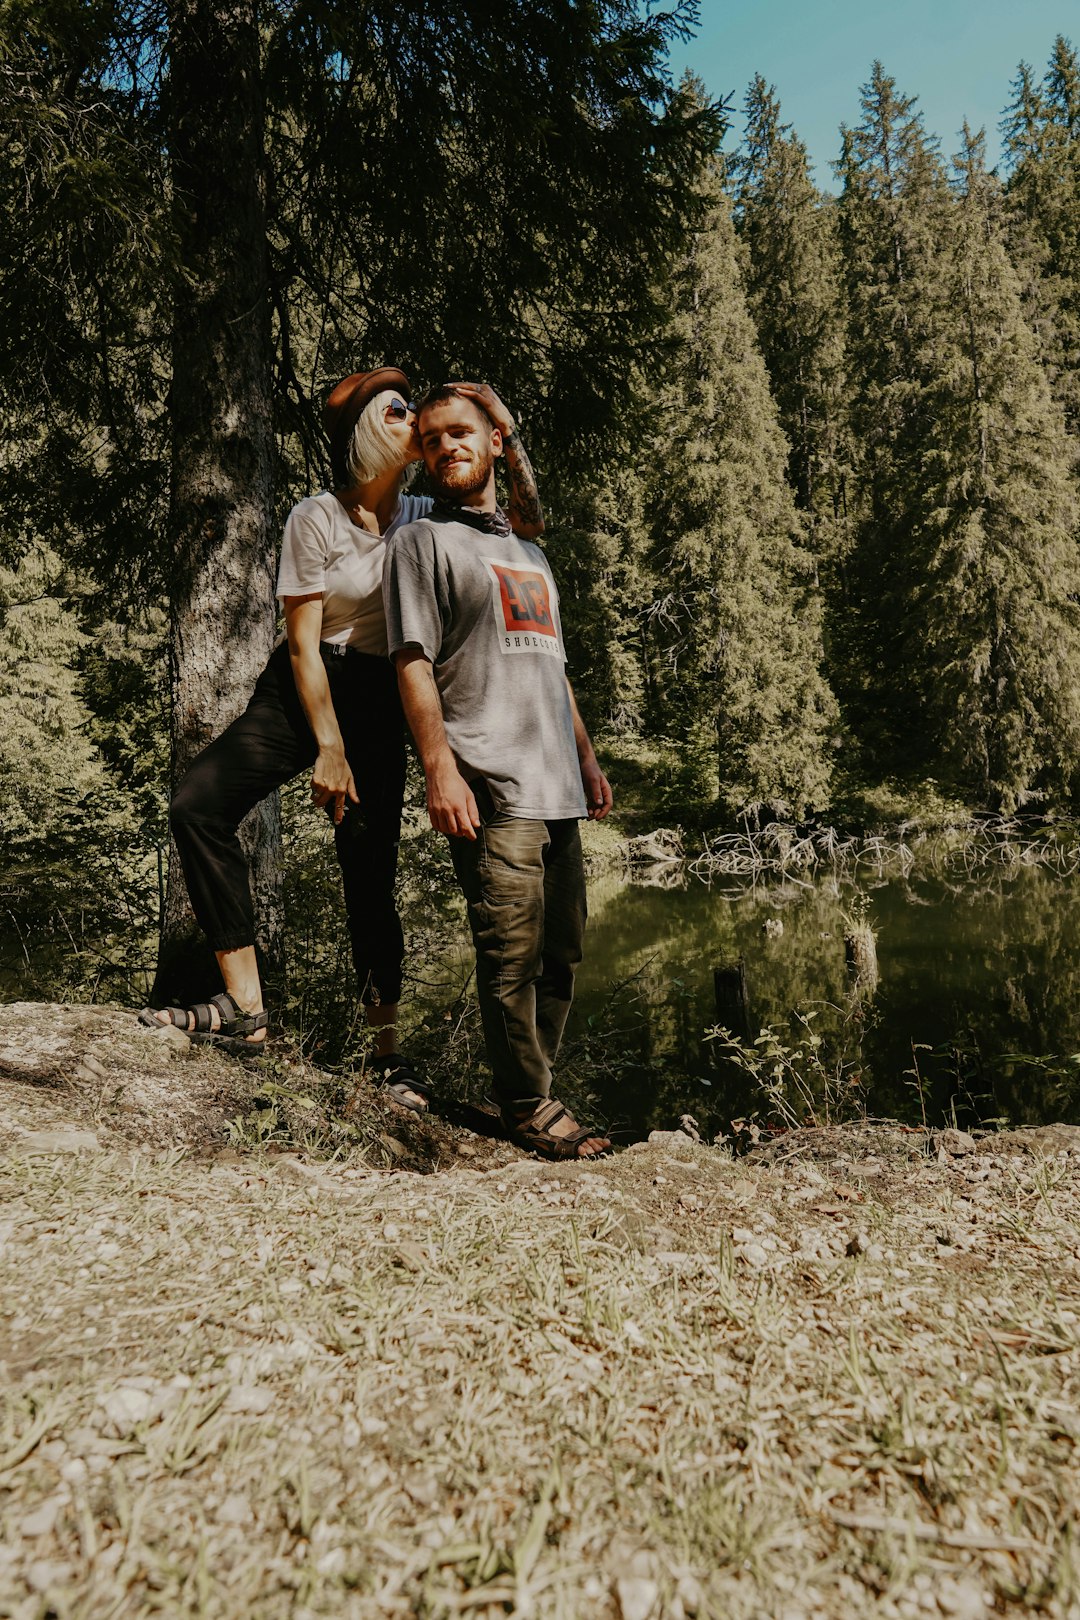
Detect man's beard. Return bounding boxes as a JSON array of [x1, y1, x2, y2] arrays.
[[432, 447, 494, 500]]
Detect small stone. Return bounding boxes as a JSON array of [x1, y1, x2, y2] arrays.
[[737, 1242, 770, 1268], [455, 1142, 477, 1157], [26, 1560, 72, 1594], [936, 1578, 989, 1619], [564, 1353, 605, 1383], [676, 1574, 705, 1614], [20, 1498, 63, 1538], [74, 1054, 108, 1083], [100, 1386, 153, 1434], [12, 1129, 99, 1156], [382, 1222, 401, 1243], [224, 1384, 273, 1415], [407, 1476, 440, 1507], [616, 1575, 659, 1620], [140, 1021, 191, 1050], [393, 1242, 428, 1273], [274, 1157, 323, 1184], [379, 1134, 408, 1160], [216, 1493, 252, 1525], [939, 1128, 978, 1157], [647, 1129, 694, 1152]]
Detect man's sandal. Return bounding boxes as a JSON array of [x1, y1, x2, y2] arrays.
[[138, 993, 268, 1058], [500, 1097, 612, 1161], [369, 1053, 431, 1114]]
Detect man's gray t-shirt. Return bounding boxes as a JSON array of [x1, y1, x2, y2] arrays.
[[383, 516, 587, 821]]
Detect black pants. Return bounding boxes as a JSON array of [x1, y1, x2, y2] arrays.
[[170, 641, 406, 1006]]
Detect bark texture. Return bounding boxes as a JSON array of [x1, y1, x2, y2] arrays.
[[153, 0, 280, 1004]]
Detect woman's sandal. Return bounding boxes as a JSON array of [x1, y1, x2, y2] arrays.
[[500, 1097, 612, 1161], [369, 1053, 431, 1114], [138, 993, 268, 1058]]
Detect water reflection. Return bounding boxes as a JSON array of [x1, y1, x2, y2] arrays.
[[566, 861, 1080, 1136]]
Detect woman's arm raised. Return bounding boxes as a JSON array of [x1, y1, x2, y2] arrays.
[[448, 382, 545, 538]]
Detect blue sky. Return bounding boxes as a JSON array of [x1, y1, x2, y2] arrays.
[[667, 0, 1075, 185]]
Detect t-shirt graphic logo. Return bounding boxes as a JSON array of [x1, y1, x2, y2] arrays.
[[484, 559, 562, 658]]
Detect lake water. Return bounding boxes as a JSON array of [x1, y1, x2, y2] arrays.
[[8, 831, 1080, 1140], [534, 850, 1080, 1138]]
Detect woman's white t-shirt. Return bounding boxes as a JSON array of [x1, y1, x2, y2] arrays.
[[275, 491, 432, 655]]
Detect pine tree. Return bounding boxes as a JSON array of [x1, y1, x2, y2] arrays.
[[1002, 36, 1080, 437], [835, 64, 953, 748], [545, 461, 652, 738], [0, 549, 103, 845], [647, 173, 837, 818], [908, 129, 1080, 806], [731, 77, 849, 563]]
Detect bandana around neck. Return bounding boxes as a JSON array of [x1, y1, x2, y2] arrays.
[[432, 499, 512, 537]]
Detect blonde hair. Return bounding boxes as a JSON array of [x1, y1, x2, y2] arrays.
[[345, 389, 416, 488]]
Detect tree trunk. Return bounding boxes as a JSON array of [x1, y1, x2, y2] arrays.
[[152, 0, 280, 1006]]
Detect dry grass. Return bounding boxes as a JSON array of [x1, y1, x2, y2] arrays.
[[2, 1050, 1080, 1620]]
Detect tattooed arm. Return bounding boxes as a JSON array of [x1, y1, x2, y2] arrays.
[[448, 381, 546, 538], [501, 429, 544, 538]]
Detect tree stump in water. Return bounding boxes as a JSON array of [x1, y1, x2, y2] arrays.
[[714, 958, 750, 1038], [844, 925, 879, 992], [624, 828, 684, 865]]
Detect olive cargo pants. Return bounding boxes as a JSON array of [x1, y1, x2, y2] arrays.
[[449, 796, 587, 1107]]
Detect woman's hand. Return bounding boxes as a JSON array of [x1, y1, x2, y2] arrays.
[[311, 747, 359, 825], [447, 381, 516, 438]]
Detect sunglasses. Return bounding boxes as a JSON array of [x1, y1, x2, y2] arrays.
[[385, 398, 418, 421]]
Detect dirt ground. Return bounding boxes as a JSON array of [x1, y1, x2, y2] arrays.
[[2, 1002, 1080, 1619]]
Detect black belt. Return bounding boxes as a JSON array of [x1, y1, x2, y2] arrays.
[[320, 641, 354, 659]]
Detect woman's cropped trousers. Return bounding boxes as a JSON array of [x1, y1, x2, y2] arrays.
[[169, 641, 406, 1006]]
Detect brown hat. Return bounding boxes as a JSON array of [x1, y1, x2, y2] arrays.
[[323, 366, 411, 485]]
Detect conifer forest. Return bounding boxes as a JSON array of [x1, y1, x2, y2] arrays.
[[3, 1, 1080, 1042]]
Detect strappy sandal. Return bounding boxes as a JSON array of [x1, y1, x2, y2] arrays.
[[138, 993, 268, 1058], [500, 1097, 612, 1161], [369, 1053, 431, 1114]]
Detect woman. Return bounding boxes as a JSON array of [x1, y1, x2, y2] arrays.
[[141, 367, 543, 1112]]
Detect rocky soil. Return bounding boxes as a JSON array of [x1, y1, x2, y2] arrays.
[[2, 1001, 1080, 1618]]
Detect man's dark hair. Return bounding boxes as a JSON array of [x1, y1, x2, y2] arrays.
[[417, 384, 491, 431]]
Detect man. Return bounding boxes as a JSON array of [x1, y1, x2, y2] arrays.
[[383, 386, 613, 1159]]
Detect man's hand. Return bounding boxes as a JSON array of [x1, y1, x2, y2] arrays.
[[427, 758, 482, 839], [395, 651, 480, 836], [448, 380, 515, 438], [311, 747, 359, 825], [581, 756, 613, 820]]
